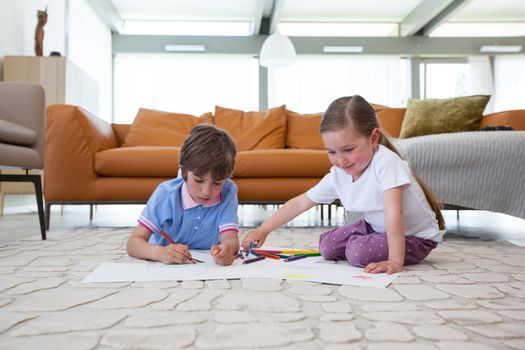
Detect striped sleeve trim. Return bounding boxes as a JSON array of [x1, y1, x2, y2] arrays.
[[138, 216, 158, 233], [219, 223, 239, 234]]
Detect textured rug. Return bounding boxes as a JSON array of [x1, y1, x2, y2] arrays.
[[1, 227, 525, 349]]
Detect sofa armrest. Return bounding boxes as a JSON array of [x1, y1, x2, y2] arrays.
[[44, 105, 118, 201], [481, 110, 525, 131]]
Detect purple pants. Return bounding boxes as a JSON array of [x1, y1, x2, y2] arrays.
[[319, 220, 437, 267]]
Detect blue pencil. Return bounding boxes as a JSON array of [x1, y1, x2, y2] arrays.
[[246, 240, 256, 257]]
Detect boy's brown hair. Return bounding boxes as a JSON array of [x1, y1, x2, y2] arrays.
[[179, 124, 236, 181]]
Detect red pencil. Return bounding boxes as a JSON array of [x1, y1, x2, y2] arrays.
[[255, 251, 281, 260], [159, 229, 198, 264]]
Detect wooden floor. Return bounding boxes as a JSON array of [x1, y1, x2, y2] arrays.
[[1, 194, 524, 246]]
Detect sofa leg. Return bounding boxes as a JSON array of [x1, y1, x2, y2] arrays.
[[30, 175, 46, 240], [0, 173, 46, 240], [45, 202, 51, 231]]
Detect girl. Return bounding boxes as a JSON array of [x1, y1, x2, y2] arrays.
[[241, 95, 445, 274]]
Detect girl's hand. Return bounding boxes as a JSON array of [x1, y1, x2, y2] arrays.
[[211, 244, 236, 266], [241, 228, 268, 251], [364, 260, 403, 275], [156, 243, 192, 264]]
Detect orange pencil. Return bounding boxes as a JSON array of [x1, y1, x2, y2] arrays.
[[159, 229, 198, 264]]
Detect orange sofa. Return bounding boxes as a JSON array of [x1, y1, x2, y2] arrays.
[[44, 105, 525, 228]]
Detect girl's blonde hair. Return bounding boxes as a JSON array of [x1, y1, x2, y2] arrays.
[[321, 95, 445, 230]]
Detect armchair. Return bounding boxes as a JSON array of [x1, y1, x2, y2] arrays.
[[0, 82, 46, 239]]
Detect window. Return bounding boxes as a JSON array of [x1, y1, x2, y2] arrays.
[[420, 59, 469, 99], [113, 54, 259, 123], [268, 55, 402, 113]]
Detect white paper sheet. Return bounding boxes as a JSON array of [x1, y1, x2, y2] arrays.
[[82, 249, 399, 288]]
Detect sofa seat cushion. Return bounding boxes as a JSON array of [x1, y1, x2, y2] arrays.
[[122, 108, 213, 147], [214, 105, 287, 151], [95, 147, 180, 177], [0, 118, 37, 146], [235, 150, 331, 178]]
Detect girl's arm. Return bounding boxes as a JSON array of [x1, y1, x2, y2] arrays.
[[126, 225, 192, 264], [364, 186, 405, 274], [241, 193, 317, 250]]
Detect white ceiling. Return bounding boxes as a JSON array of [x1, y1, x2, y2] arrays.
[[102, 0, 525, 37]]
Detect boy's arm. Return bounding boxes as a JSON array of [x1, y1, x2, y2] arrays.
[[126, 225, 157, 261], [220, 230, 240, 253], [364, 186, 405, 274], [211, 230, 239, 266], [126, 225, 192, 264], [241, 193, 317, 250]]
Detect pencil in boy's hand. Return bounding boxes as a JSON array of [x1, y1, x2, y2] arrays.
[[159, 229, 197, 264], [243, 256, 265, 264]]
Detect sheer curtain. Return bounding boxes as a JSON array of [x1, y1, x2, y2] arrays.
[[493, 55, 525, 112], [114, 54, 259, 123], [467, 56, 494, 113], [268, 55, 401, 113]]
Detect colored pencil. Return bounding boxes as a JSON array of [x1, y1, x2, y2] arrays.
[[246, 240, 256, 257], [243, 256, 265, 264], [284, 254, 308, 262], [256, 251, 281, 260], [253, 249, 320, 255], [159, 229, 200, 264]]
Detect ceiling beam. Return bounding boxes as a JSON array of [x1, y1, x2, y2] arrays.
[[268, 0, 284, 34], [87, 0, 123, 33], [252, 0, 266, 35], [400, 0, 455, 36], [416, 0, 473, 36], [113, 34, 525, 56]]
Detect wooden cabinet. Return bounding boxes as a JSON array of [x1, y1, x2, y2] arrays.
[[3, 56, 98, 112], [1, 56, 99, 208]]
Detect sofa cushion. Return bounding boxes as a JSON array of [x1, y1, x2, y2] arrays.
[[214, 105, 286, 151], [122, 108, 213, 147], [376, 108, 405, 138], [235, 150, 332, 178], [95, 147, 180, 177], [285, 110, 324, 150], [399, 95, 490, 138], [0, 118, 37, 146]]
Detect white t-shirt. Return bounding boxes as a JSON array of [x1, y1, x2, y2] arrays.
[[307, 145, 444, 242]]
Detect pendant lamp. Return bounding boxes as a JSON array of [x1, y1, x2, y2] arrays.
[[259, 31, 296, 67]]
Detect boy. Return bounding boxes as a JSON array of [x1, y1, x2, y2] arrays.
[[127, 124, 239, 266]]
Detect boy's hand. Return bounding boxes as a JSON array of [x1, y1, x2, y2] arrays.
[[211, 244, 236, 266], [156, 243, 192, 264], [241, 228, 268, 251], [364, 260, 403, 275]]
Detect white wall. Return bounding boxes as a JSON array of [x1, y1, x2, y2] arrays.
[[68, 0, 112, 120], [0, 0, 112, 120], [0, 0, 66, 68]]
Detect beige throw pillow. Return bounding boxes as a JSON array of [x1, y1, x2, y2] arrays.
[[399, 95, 490, 138]]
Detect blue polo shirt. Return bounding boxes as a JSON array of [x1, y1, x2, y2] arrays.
[[138, 177, 239, 250]]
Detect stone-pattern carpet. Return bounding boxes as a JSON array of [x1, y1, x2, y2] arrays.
[[1, 227, 525, 350]]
